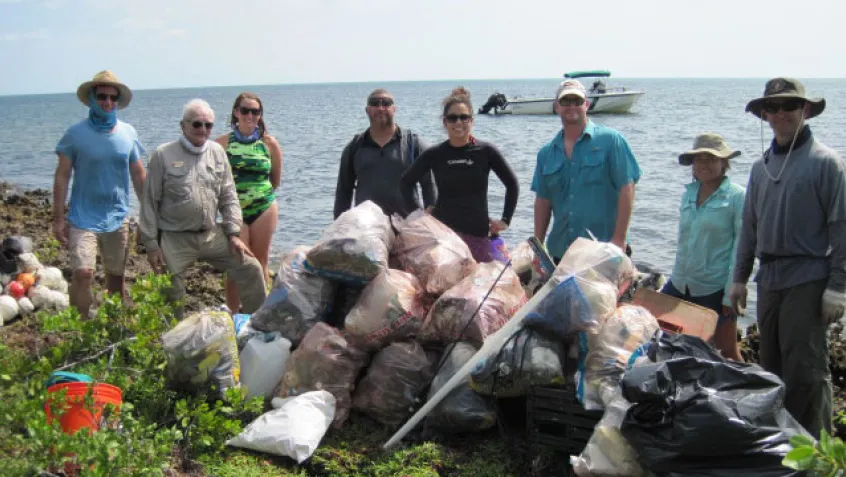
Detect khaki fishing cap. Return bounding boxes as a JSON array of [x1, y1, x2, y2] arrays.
[[76, 70, 133, 109], [678, 133, 741, 166], [745, 77, 825, 119]]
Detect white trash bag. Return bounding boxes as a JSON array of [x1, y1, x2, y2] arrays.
[[227, 390, 336, 463]]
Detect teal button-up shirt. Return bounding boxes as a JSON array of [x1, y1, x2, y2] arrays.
[[669, 177, 746, 307], [531, 122, 641, 259]]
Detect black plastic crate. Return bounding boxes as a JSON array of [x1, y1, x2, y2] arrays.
[[526, 384, 603, 456]]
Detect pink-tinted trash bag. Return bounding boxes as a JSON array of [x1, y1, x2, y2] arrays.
[[344, 269, 428, 350], [275, 323, 370, 428], [393, 213, 477, 296], [419, 262, 527, 345]]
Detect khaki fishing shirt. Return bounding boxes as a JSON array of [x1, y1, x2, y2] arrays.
[[140, 139, 242, 252]]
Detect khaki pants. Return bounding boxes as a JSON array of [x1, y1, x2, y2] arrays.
[[69, 222, 129, 275], [757, 278, 832, 438], [160, 228, 267, 316]]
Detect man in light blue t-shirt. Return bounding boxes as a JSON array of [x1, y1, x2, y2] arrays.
[[53, 70, 146, 317]]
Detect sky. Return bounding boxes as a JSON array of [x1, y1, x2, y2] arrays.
[[0, 0, 843, 96]]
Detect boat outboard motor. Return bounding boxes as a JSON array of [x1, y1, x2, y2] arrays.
[[478, 93, 508, 114]]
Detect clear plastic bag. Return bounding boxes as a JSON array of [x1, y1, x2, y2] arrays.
[[352, 341, 436, 426], [275, 323, 370, 428], [419, 262, 526, 345], [571, 390, 647, 477], [393, 212, 477, 296], [343, 269, 428, 350], [426, 342, 496, 432], [552, 238, 634, 297], [306, 201, 394, 285], [162, 309, 241, 395], [250, 246, 335, 346], [469, 327, 566, 397], [525, 239, 633, 340], [510, 241, 535, 285], [580, 305, 659, 410]]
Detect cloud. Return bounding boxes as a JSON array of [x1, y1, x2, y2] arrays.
[[158, 29, 187, 39], [0, 29, 49, 41], [0, 0, 64, 5], [115, 17, 167, 31]]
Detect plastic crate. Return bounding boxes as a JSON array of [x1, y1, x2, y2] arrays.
[[526, 384, 603, 456]]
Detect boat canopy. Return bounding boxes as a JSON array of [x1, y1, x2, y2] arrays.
[[564, 70, 611, 78]]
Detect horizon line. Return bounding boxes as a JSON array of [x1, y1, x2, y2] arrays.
[[2, 75, 843, 98]]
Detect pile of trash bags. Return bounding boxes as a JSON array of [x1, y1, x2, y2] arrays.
[[0, 236, 70, 326], [159, 203, 689, 465]]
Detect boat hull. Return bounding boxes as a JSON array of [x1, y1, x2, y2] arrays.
[[493, 91, 644, 115]]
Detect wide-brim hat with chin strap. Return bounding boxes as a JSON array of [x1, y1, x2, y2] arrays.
[[678, 133, 741, 166], [76, 70, 132, 109], [745, 77, 825, 119]]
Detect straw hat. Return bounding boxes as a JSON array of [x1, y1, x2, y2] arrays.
[[745, 77, 825, 119], [678, 133, 741, 166], [76, 70, 132, 109]]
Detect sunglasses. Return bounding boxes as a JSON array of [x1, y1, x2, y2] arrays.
[[96, 93, 119, 102], [445, 114, 472, 123], [190, 121, 214, 130], [238, 106, 261, 116], [368, 97, 394, 107], [762, 99, 805, 114], [559, 97, 585, 107]]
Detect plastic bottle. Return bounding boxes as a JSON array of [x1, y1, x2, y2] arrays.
[[239, 332, 292, 399]]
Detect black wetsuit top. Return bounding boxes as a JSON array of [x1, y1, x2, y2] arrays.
[[400, 138, 519, 237]]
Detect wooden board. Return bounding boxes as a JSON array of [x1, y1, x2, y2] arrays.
[[632, 288, 718, 341]]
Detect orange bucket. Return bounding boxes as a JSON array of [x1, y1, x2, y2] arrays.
[[44, 382, 123, 435]]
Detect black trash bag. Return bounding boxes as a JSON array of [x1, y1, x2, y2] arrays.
[[469, 327, 566, 397], [620, 333, 809, 477], [426, 341, 497, 432]]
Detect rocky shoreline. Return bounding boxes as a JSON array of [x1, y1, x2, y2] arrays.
[[0, 182, 225, 352], [2, 180, 846, 434]]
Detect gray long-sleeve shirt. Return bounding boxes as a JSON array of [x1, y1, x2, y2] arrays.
[[734, 133, 846, 292], [333, 126, 436, 219], [140, 140, 242, 252]]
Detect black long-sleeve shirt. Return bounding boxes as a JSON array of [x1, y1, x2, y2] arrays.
[[400, 138, 519, 237], [333, 127, 436, 219]]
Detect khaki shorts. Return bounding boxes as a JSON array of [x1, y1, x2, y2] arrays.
[[69, 222, 129, 275]]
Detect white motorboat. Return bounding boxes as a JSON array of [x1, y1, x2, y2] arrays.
[[478, 70, 644, 115]]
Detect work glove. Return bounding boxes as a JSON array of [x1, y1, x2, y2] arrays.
[[821, 289, 846, 325], [729, 282, 748, 316]]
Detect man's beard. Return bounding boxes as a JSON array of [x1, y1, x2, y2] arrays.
[[371, 113, 394, 128]]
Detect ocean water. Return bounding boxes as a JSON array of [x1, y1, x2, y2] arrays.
[[2, 78, 845, 328]]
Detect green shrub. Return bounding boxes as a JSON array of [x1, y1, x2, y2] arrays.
[[0, 274, 261, 476]]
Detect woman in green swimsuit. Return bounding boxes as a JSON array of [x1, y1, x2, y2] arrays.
[[215, 92, 283, 312]]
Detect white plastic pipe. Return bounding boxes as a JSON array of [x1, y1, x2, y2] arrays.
[[383, 278, 556, 449]]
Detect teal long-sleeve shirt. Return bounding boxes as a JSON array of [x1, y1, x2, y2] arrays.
[[669, 177, 745, 307]]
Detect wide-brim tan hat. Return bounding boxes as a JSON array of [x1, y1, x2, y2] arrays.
[[678, 133, 741, 166], [745, 77, 825, 119], [76, 70, 132, 109]]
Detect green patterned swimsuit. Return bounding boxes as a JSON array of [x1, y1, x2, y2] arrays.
[[226, 132, 275, 225]]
